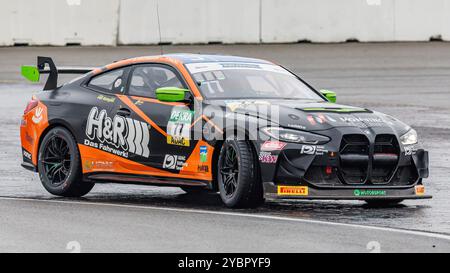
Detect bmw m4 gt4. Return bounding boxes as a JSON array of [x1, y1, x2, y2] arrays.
[[20, 54, 430, 208]]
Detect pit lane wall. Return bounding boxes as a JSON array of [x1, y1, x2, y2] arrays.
[[1, 0, 450, 46]]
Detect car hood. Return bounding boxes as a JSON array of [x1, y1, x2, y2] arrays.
[[206, 99, 411, 135]]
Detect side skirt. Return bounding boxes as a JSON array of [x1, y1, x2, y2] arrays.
[[84, 172, 211, 189]]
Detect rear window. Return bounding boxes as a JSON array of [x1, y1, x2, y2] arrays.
[[88, 69, 126, 94]]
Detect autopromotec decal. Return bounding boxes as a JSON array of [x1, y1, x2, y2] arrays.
[[353, 189, 386, 196], [85, 107, 150, 158], [167, 107, 193, 147]]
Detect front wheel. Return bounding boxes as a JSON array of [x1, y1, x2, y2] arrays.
[[217, 140, 263, 208], [38, 127, 94, 197]]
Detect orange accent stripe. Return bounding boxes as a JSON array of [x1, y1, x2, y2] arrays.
[[117, 95, 168, 137]]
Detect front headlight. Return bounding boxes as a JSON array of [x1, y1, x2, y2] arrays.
[[400, 129, 418, 145], [261, 127, 330, 145]]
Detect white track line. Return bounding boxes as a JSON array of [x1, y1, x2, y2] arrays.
[[1, 196, 450, 241]]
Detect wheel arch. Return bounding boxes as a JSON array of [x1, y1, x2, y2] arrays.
[[211, 127, 261, 191], [36, 119, 79, 161]]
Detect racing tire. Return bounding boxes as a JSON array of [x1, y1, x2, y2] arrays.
[[365, 199, 404, 207], [38, 127, 94, 197], [217, 139, 264, 208]]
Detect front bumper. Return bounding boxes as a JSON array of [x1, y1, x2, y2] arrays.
[[263, 182, 432, 200], [256, 126, 431, 200]]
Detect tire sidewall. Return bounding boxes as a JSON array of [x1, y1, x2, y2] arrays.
[[38, 127, 81, 195], [218, 140, 249, 207]]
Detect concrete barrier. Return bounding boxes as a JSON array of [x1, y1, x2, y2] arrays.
[[0, 0, 119, 46], [1, 0, 450, 46], [261, 0, 395, 43], [118, 0, 260, 45], [261, 0, 450, 43]]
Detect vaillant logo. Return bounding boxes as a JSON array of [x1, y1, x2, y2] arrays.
[[85, 107, 150, 158]]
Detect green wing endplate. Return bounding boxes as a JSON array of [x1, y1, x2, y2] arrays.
[[21, 66, 40, 82]]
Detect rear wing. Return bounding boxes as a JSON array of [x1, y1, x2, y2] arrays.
[[21, 56, 96, 90]]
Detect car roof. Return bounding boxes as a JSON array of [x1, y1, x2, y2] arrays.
[[165, 53, 274, 65]]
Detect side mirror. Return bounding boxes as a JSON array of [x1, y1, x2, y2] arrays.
[[320, 89, 337, 103], [156, 87, 191, 102]]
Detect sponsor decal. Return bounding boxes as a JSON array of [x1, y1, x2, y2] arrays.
[[261, 141, 286, 151], [353, 189, 386, 196], [114, 78, 122, 88], [300, 145, 328, 155], [277, 186, 309, 196], [83, 160, 93, 171], [97, 94, 115, 103], [163, 154, 187, 171], [307, 115, 316, 126], [24, 132, 34, 145], [32, 107, 43, 124], [167, 108, 193, 147], [197, 165, 209, 172], [288, 114, 300, 120], [404, 145, 418, 156], [259, 151, 278, 164], [83, 160, 113, 171], [316, 114, 326, 124], [23, 150, 32, 160], [200, 146, 208, 163], [287, 124, 307, 130], [167, 136, 190, 147], [85, 107, 150, 158], [225, 100, 270, 112], [415, 185, 425, 196]]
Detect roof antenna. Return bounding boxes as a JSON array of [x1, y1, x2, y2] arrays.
[[156, 0, 164, 55]]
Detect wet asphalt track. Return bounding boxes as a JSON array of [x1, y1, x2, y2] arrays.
[[0, 43, 450, 252]]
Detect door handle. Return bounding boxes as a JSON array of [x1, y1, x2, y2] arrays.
[[116, 108, 131, 117]]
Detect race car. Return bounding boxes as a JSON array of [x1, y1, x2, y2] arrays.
[[20, 54, 430, 208]]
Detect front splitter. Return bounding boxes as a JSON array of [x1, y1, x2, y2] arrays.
[[263, 182, 432, 200]]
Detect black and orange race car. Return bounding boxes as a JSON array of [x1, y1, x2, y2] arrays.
[[20, 54, 430, 208]]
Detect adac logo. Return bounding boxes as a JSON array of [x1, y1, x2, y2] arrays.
[[32, 107, 43, 124]]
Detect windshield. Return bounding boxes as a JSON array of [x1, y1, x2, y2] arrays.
[[185, 62, 323, 100]]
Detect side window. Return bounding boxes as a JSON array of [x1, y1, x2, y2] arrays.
[[88, 69, 126, 94], [128, 65, 185, 98]]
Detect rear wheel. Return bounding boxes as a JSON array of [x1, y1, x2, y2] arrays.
[[38, 127, 94, 197], [217, 139, 263, 208], [365, 199, 404, 207]]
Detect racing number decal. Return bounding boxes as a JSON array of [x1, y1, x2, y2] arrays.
[[167, 107, 193, 147]]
